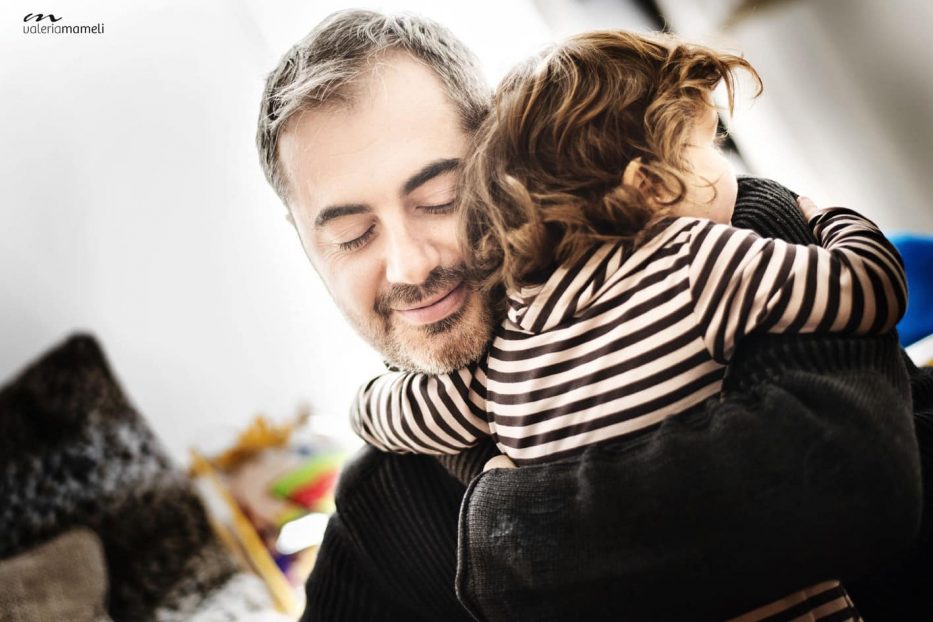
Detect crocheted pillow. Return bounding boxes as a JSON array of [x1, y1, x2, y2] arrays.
[[0, 334, 238, 621]]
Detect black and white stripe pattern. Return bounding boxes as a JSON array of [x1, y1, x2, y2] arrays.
[[352, 208, 905, 466], [691, 208, 906, 363]]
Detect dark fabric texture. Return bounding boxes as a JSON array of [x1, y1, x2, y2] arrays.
[[730, 175, 815, 245], [301, 450, 473, 622], [0, 335, 239, 622], [302, 176, 925, 621], [457, 330, 919, 621], [845, 352, 933, 620]]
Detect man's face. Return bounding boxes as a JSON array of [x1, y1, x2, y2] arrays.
[[278, 53, 491, 373]]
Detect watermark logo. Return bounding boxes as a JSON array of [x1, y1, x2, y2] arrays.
[[23, 12, 105, 35], [25, 13, 63, 23]]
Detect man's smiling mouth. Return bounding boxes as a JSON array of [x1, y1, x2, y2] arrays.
[[394, 282, 467, 326]]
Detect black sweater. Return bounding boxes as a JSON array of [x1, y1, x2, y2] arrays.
[[301, 177, 931, 621]]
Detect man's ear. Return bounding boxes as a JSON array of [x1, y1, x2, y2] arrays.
[[285, 211, 296, 227]]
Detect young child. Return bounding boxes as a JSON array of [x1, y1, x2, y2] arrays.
[[351, 30, 904, 621]]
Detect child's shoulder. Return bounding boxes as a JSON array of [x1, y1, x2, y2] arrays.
[[664, 215, 765, 241], [647, 215, 729, 243]]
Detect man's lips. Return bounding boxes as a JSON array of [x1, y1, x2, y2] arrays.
[[394, 282, 467, 325]]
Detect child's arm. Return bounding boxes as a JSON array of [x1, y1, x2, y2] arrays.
[[350, 362, 490, 455], [688, 207, 907, 362]]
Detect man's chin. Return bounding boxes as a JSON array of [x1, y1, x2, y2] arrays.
[[382, 290, 491, 374]]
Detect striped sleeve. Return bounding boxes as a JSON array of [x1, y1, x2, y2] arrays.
[[349, 362, 490, 455], [687, 208, 907, 362]]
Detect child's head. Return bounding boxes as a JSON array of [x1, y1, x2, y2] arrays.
[[460, 30, 761, 293]]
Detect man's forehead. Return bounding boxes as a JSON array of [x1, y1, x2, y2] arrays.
[[281, 117, 456, 209], [278, 59, 469, 215], [281, 51, 453, 138]]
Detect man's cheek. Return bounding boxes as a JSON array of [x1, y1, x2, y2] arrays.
[[344, 269, 382, 318]]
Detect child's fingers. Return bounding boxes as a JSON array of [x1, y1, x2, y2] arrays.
[[483, 454, 517, 471], [796, 195, 821, 220]]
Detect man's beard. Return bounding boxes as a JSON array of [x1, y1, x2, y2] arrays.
[[349, 264, 493, 374]]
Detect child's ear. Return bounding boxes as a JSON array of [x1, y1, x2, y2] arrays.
[[622, 158, 676, 205], [622, 157, 651, 192]]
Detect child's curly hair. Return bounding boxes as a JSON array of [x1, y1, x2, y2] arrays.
[[459, 30, 761, 294]]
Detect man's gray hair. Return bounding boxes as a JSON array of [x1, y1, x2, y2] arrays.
[[256, 9, 491, 205]]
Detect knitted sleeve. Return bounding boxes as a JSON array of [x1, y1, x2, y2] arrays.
[[350, 362, 489, 455], [687, 208, 907, 362], [457, 331, 920, 622]]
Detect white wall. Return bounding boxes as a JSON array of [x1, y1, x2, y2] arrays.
[[656, 0, 933, 234], [0, 0, 553, 462]]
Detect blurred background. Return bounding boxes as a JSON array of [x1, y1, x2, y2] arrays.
[[2, 0, 932, 464]]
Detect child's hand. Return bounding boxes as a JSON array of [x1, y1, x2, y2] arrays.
[[797, 195, 824, 222], [483, 454, 517, 471]]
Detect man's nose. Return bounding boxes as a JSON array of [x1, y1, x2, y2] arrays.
[[384, 220, 440, 285]]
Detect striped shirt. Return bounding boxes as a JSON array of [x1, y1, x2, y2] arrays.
[[352, 208, 906, 465], [352, 208, 894, 622]]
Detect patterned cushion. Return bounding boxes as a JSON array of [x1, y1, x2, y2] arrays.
[[0, 334, 239, 621]]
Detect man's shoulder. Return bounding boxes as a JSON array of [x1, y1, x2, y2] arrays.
[[733, 176, 817, 245], [335, 446, 421, 499], [334, 446, 465, 509]]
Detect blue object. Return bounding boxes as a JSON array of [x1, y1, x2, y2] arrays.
[[891, 234, 933, 346]]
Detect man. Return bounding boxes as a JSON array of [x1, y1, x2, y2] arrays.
[[257, 10, 928, 620]]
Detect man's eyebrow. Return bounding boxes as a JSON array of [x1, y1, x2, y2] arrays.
[[402, 158, 461, 196], [314, 203, 370, 228]]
